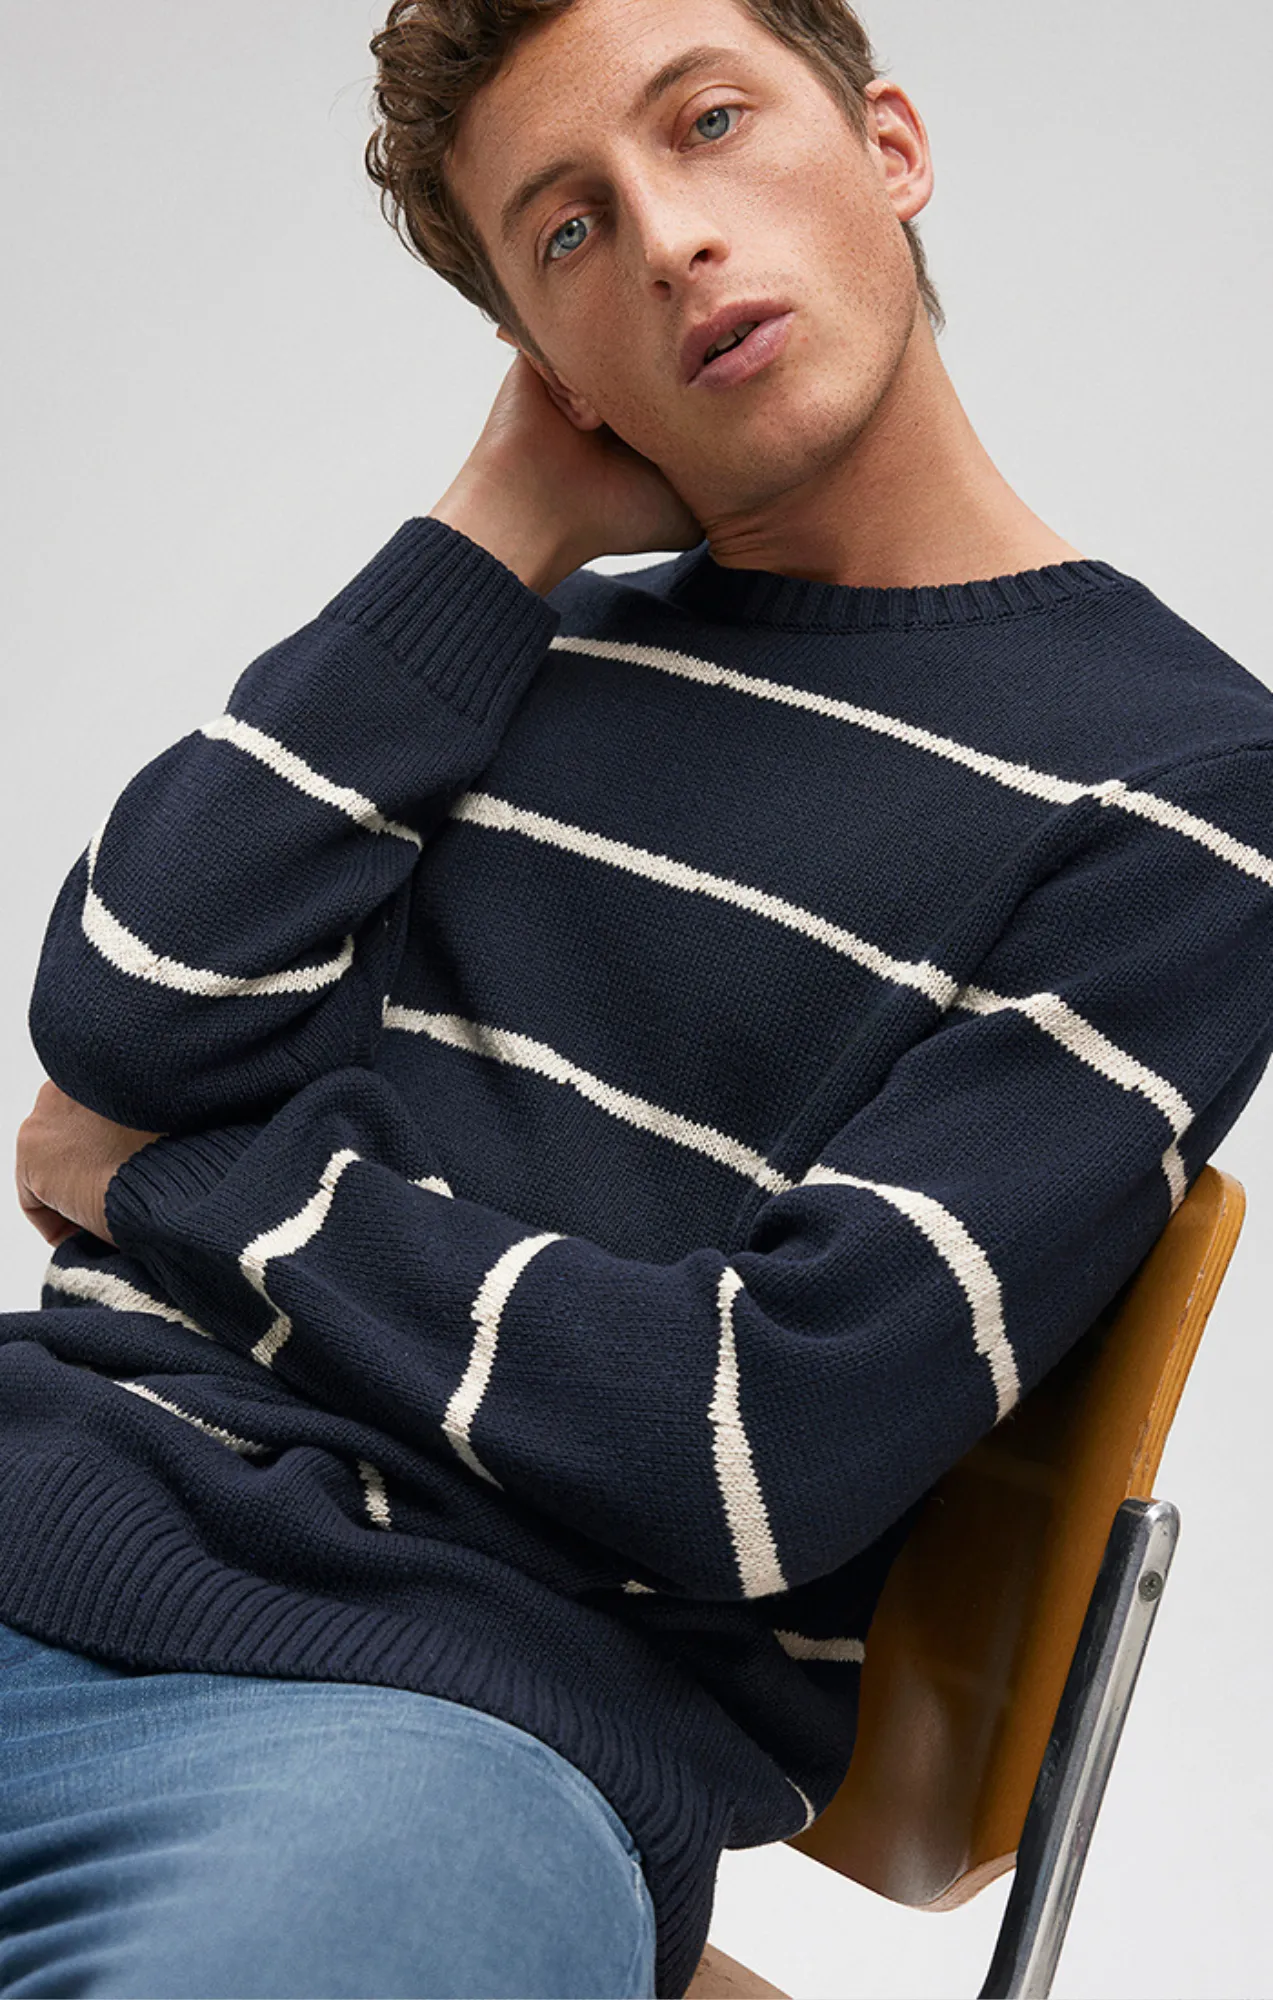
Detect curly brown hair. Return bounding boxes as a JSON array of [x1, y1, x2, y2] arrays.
[[364, 0, 944, 366]]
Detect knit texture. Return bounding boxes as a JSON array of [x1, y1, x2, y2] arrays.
[[5, 515, 1273, 1995]]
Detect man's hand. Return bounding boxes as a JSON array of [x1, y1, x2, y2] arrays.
[[16, 1079, 163, 1248], [428, 344, 704, 594]]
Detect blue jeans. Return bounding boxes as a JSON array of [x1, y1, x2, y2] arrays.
[[0, 1619, 657, 1998]]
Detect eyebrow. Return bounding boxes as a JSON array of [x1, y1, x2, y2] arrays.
[[498, 43, 743, 249]]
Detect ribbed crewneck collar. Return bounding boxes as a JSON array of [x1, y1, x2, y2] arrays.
[[662, 539, 1134, 633]]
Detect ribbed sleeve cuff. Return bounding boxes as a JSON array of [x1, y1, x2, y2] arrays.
[[316, 516, 562, 729], [106, 1124, 261, 1251]]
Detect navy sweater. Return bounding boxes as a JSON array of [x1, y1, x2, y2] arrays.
[[4, 517, 1273, 1996]]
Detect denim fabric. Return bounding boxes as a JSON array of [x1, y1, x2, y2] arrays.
[[0, 1619, 656, 1998]]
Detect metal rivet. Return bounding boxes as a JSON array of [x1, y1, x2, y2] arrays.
[[1138, 1571, 1163, 1601]]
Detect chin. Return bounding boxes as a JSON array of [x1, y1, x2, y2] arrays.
[[729, 401, 849, 495]]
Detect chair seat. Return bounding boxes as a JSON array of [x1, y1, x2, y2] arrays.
[[685, 1942, 791, 1999]]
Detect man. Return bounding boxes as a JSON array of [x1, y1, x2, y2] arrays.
[[6, 1, 1273, 1995]]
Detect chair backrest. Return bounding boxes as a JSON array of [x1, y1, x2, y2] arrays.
[[786, 1163, 1247, 1909]]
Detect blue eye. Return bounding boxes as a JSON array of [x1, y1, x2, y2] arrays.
[[691, 104, 740, 143], [542, 105, 744, 265], [545, 215, 591, 264], [540, 216, 592, 266]]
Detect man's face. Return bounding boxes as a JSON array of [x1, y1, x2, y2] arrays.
[[446, 0, 929, 522]]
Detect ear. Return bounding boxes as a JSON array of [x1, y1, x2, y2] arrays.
[[862, 78, 933, 227], [495, 324, 605, 431]]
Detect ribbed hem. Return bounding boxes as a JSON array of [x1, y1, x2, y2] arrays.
[[664, 538, 1135, 632], [0, 1449, 732, 1997], [106, 1125, 260, 1248], [318, 517, 562, 729]]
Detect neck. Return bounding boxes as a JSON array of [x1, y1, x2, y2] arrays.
[[700, 308, 1085, 589]]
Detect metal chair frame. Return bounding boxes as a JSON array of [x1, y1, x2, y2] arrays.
[[977, 1494, 1177, 1998]]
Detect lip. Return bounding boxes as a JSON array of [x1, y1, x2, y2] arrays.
[[681, 300, 794, 386], [689, 311, 795, 392]]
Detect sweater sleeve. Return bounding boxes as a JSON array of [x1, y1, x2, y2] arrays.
[[27, 518, 561, 1133], [101, 743, 1273, 1602]]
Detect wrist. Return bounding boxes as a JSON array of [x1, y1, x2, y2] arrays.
[[98, 1133, 163, 1246], [427, 466, 584, 596]]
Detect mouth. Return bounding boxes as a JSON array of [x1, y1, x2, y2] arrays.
[[688, 310, 796, 392]]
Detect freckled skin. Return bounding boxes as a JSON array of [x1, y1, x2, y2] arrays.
[[447, 0, 1085, 588]]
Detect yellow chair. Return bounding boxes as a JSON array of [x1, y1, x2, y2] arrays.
[[688, 1162, 1246, 2000]]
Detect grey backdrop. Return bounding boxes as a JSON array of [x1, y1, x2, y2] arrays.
[[3, 5, 1270, 1997]]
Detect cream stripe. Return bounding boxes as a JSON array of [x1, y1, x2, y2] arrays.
[[83, 822, 354, 999], [233, 1152, 446, 1529], [710, 1265, 787, 1598], [451, 792, 956, 1005], [801, 1158, 1020, 1420], [440, 1231, 564, 1488], [773, 1629, 866, 1663], [70, 1344, 391, 1529], [101, 1377, 273, 1457], [788, 1780, 817, 1835], [957, 984, 1191, 1211], [550, 635, 1273, 888], [1092, 776, 1273, 886], [708, 1165, 1013, 1603], [382, 1005, 791, 1192], [958, 986, 1193, 1132], [200, 713, 423, 849], [242, 1146, 362, 1368], [551, 634, 1085, 803], [230, 1133, 545, 1496], [356, 1459, 393, 1529], [43, 1260, 217, 1339]]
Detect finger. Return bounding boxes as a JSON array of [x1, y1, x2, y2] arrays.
[[21, 1200, 78, 1247]]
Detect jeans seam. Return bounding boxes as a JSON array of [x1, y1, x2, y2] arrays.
[[517, 1730, 643, 1863], [620, 1853, 657, 1997]]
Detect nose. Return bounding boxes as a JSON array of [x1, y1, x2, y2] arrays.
[[627, 182, 730, 293]]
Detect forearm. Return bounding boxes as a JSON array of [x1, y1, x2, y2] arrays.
[[428, 466, 585, 597], [28, 517, 562, 1132]]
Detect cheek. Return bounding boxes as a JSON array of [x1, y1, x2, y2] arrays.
[[550, 301, 662, 430], [772, 132, 899, 269]]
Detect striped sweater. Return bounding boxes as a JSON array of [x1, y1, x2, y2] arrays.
[[4, 516, 1273, 1996]]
